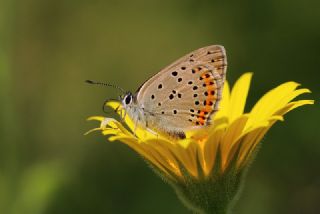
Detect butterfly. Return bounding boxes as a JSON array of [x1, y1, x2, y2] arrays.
[[89, 45, 227, 139]]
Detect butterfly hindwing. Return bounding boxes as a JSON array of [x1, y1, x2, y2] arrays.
[[134, 45, 227, 134]]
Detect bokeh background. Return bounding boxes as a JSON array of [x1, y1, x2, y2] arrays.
[[0, 0, 319, 213]]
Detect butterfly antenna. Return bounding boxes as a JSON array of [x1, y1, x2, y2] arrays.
[[85, 80, 126, 94]]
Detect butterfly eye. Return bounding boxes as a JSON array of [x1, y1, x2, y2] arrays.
[[125, 95, 132, 105]]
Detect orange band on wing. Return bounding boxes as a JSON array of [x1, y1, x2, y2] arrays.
[[197, 71, 218, 125]]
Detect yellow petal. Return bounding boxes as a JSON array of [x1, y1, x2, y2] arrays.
[[102, 129, 125, 136], [140, 141, 183, 179], [274, 100, 314, 116], [103, 118, 134, 136], [246, 82, 312, 129], [220, 115, 248, 154], [220, 115, 249, 169], [236, 126, 269, 168], [170, 140, 199, 177], [229, 73, 253, 122], [215, 81, 230, 121], [107, 135, 179, 179], [106, 101, 122, 111], [84, 128, 103, 135], [249, 81, 299, 121], [202, 128, 225, 175], [87, 116, 106, 122]]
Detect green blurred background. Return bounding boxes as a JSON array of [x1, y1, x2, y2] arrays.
[[0, 0, 319, 213]]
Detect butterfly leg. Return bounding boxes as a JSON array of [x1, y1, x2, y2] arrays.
[[146, 127, 158, 137], [138, 113, 158, 138], [120, 108, 127, 123], [132, 115, 140, 137], [115, 105, 123, 121]]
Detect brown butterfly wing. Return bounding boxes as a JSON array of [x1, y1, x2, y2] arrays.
[[135, 45, 227, 133]]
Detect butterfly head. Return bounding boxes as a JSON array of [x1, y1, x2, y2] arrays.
[[120, 92, 134, 108], [119, 91, 141, 122]]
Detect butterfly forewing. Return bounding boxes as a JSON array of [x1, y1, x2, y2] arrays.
[[162, 45, 227, 79], [135, 45, 227, 134]]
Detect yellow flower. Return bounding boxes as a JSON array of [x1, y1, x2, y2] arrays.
[[87, 73, 313, 213]]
